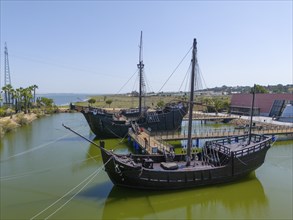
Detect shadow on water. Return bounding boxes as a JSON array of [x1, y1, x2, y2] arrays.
[[79, 181, 114, 200], [80, 173, 268, 219]]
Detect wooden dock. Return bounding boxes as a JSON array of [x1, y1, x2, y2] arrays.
[[183, 113, 237, 122], [151, 127, 293, 141], [128, 129, 173, 154]]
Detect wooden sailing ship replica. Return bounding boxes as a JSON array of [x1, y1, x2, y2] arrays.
[[72, 32, 188, 138], [65, 38, 272, 190]]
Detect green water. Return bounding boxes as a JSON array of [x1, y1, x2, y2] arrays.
[[0, 113, 292, 219]]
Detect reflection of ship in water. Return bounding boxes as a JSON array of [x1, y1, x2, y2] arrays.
[[87, 173, 268, 219]]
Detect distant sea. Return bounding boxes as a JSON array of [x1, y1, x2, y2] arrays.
[[36, 93, 98, 106]]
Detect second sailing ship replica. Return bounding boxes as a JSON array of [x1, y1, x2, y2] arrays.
[[65, 38, 272, 190], [72, 32, 188, 138]]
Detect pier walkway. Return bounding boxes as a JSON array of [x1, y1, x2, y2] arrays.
[[151, 126, 293, 141], [183, 113, 237, 122], [128, 113, 292, 154], [128, 129, 174, 154]]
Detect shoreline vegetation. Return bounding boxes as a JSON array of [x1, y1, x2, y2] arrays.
[[0, 84, 74, 138], [0, 107, 71, 138]]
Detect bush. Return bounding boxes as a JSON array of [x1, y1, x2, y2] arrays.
[[0, 108, 5, 117], [156, 100, 165, 108], [5, 108, 14, 116], [88, 98, 96, 105], [15, 113, 29, 125], [0, 120, 19, 133]]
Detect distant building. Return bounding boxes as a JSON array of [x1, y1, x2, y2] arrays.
[[230, 93, 293, 120], [278, 104, 293, 123]]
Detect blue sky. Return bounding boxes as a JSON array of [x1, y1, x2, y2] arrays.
[[0, 1, 292, 94]]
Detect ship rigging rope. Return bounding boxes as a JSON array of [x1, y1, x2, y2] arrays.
[[178, 62, 191, 92], [30, 156, 113, 220], [143, 70, 154, 94], [115, 69, 138, 95], [104, 126, 134, 151], [198, 66, 209, 90], [158, 46, 192, 93]]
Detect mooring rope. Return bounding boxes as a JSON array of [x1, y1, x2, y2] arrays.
[[30, 156, 112, 220], [44, 167, 102, 220]]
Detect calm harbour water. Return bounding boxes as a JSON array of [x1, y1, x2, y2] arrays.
[[0, 113, 292, 219]]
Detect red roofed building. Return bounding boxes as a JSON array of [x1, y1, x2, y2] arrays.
[[230, 93, 293, 117]]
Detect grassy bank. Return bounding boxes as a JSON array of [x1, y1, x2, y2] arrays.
[[75, 94, 207, 112]]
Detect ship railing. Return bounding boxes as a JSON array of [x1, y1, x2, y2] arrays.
[[204, 134, 266, 155], [233, 136, 272, 158]]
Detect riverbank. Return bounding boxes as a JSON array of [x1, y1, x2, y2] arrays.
[[0, 113, 37, 138], [0, 107, 72, 138]]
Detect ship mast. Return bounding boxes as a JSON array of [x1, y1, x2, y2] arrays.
[[137, 31, 145, 115], [186, 38, 197, 166], [247, 84, 256, 145]]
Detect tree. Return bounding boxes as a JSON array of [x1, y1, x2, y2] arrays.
[[14, 88, 22, 112], [202, 97, 212, 106], [2, 84, 13, 104], [211, 98, 223, 115], [0, 92, 3, 107], [37, 97, 54, 107], [31, 85, 38, 103], [88, 98, 96, 106], [200, 97, 212, 112], [105, 99, 113, 107], [253, 84, 268, 93], [7, 84, 13, 104], [156, 100, 165, 108], [20, 87, 33, 114], [222, 99, 230, 113]]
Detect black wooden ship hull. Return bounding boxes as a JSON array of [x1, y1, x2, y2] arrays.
[[73, 102, 188, 138], [100, 134, 272, 190]]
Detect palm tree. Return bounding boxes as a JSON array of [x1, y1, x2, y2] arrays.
[[0, 91, 3, 107], [10, 88, 16, 109], [31, 85, 38, 103], [2, 84, 14, 106], [20, 87, 33, 114], [14, 88, 22, 112], [2, 84, 9, 104]]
